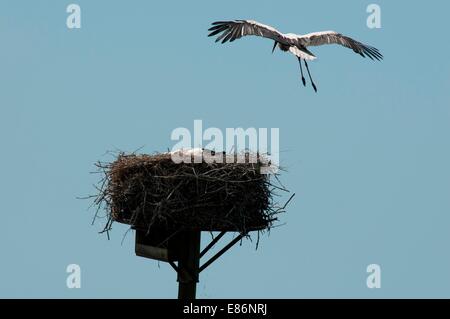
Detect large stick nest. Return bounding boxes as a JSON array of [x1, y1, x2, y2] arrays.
[[93, 152, 292, 235]]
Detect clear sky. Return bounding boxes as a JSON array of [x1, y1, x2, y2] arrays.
[[1, 0, 450, 298]]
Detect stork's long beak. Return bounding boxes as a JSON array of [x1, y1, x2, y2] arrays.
[[272, 41, 278, 54]]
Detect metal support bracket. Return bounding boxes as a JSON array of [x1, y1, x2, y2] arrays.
[[168, 232, 246, 276], [200, 231, 226, 258], [199, 233, 246, 273]]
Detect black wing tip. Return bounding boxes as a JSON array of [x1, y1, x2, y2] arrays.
[[211, 21, 232, 25], [208, 25, 222, 31], [360, 44, 383, 61], [369, 49, 383, 61], [209, 20, 243, 43], [211, 20, 246, 27], [208, 26, 229, 37], [367, 46, 383, 60], [221, 32, 233, 44], [209, 21, 231, 39]]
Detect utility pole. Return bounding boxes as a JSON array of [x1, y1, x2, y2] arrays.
[[177, 231, 201, 299], [134, 228, 245, 299]]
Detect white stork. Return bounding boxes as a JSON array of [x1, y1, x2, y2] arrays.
[[208, 20, 383, 92]]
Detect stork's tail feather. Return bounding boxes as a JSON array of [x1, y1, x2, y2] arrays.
[[289, 46, 317, 61]]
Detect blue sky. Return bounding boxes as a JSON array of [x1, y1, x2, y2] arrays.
[[1, 0, 450, 298]]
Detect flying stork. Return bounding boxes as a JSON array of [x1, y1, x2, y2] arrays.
[[208, 20, 383, 92]]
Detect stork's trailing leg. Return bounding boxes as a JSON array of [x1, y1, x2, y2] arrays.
[[297, 58, 306, 87], [272, 41, 278, 53], [304, 60, 318, 93]]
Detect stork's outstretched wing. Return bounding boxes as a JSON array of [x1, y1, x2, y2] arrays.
[[295, 31, 383, 60], [208, 20, 286, 44]]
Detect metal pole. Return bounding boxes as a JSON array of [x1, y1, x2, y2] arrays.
[[177, 231, 201, 299]]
